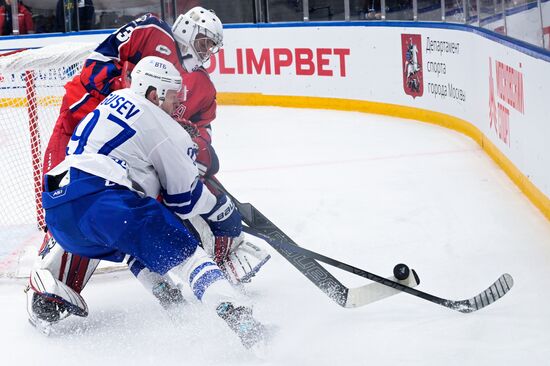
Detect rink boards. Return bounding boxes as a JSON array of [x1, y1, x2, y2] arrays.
[[0, 21, 549, 221]]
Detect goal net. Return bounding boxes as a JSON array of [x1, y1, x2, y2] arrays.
[[0, 43, 96, 230]]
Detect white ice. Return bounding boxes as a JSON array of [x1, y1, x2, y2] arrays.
[[1, 106, 550, 365]]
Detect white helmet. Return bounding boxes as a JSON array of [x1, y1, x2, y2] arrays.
[[130, 56, 182, 100], [172, 6, 223, 71]]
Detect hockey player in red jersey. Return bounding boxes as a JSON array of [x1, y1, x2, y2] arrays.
[[28, 8, 270, 328], [44, 12, 194, 174]]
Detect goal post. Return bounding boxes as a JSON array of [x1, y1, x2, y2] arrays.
[[25, 69, 43, 228], [0, 43, 97, 229]]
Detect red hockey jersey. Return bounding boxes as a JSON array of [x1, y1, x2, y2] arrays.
[[65, 13, 216, 134], [44, 13, 217, 174]]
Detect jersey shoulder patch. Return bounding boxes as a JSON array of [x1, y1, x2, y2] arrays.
[[156, 44, 172, 56]]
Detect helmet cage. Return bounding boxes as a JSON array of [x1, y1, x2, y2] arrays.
[[189, 25, 222, 63], [171, 7, 223, 70]]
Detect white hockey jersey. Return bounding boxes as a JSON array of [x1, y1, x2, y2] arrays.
[[48, 88, 216, 219]]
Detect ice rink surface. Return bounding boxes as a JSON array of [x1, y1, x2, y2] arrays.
[[1, 106, 550, 365]]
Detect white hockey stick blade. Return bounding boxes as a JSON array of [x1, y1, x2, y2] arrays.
[[29, 269, 88, 317], [345, 269, 421, 308]]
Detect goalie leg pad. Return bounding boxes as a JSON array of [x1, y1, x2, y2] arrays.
[[35, 231, 100, 293], [29, 269, 88, 317], [27, 268, 89, 326]]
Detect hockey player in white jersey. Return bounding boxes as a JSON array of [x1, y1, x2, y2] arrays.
[[28, 7, 270, 327], [38, 56, 268, 349]]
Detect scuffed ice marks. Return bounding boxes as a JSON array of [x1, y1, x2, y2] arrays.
[[38, 297, 256, 365]]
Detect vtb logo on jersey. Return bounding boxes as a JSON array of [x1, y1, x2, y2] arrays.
[[401, 34, 424, 98]]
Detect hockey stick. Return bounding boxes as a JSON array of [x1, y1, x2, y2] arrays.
[[244, 225, 513, 313], [207, 177, 419, 308], [207, 178, 514, 313]]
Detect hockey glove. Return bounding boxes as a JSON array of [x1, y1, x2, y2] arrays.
[[175, 117, 200, 138], [201, 194, 242, 264]]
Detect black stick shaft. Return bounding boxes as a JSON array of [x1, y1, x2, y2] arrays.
[[207, 177, 351, 307], [207, 177, 513, 313]]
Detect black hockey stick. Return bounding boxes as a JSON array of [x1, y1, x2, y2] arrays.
[[207, 178, 514, 313], [207, 177, 419, 308], [244, 225, 513, 313]]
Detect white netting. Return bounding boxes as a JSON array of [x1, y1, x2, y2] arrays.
[[0, 43, 97, 228]]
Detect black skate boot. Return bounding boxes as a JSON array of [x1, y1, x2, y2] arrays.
[[151, 280, 185, 310], [216, 302, 268, 350]]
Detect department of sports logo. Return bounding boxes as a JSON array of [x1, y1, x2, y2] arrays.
[[401, 34, 424, 98]]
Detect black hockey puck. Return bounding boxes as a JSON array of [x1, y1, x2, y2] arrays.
[[393, 263, 410, 281]]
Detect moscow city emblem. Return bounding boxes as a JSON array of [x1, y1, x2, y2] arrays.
[[401, 34, 424, 98]]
